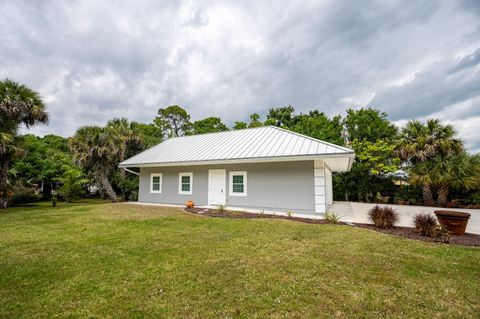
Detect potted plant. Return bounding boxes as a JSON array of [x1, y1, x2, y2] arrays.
[[434, 210, 471, 235], [185, 200, 194, 208]]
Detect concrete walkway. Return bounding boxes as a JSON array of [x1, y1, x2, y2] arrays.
[[329, 201, 480, 235]]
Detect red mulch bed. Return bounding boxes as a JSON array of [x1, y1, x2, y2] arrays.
[[185, 207, 331, 224], [185, 207, 480, 247]]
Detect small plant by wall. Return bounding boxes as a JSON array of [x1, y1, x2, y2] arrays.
[[325, 212, 341, 224]]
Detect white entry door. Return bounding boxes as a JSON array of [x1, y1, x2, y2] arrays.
[[208, 169, 226, 206]]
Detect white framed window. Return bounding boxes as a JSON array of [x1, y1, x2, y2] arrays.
[[150, 173, 162, 193], [178, 172, 193, 195], [229, 171, 247, 196]]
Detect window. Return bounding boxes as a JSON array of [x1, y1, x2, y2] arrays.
[[229, 171, 247, 196], [178, 172, 193, 195], [150, 173, 162, 193]]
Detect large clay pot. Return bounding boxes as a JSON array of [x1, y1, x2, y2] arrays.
[[434, 210, 471, 235], [186, 200, 194, 209]]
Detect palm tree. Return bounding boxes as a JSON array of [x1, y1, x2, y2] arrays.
[[106, 118, 143, 171], [397, 119, 463, 203], [0, 79, 48, 206], [411, 153, 480, 206], [397, 119, 462, 163], [408, 162, 433, 203], [70, 126, 119, 202]]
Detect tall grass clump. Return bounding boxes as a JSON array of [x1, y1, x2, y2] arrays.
[[413, 213, 438, 237], [368, 205, 398, 228]]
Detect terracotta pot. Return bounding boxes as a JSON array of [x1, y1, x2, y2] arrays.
[[186, 200, 194, 209], [434, 210, 471, 235]]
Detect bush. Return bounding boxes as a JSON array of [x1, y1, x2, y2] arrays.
[[368, 205, 398, 228], [413, 213, 451, 243], [325, 212, 341, 224], [10, 184, 38, 206], [128, 190, 138, 201], [413, 213, 438, 237], [433, 224, 451, 244], [55, 165, 88, 202]]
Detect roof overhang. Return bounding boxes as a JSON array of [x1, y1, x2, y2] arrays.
[[119, 153, 355, 172]]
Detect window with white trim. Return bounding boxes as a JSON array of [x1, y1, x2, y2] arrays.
[[229, 171, 247, 196], [178, 172, 193, 195], [150, 173, 162, 193]]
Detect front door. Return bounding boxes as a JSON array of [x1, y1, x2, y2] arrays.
[[208, 169, 226, 206]]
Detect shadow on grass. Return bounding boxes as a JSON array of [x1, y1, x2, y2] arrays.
[[0, 198, 110, 215]]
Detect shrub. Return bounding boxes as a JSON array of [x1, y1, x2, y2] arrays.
[[368, 205, 398, 228], [413, 213, 451, 243], [51, 195, 57, 207], [413, 213, 438, 237], [128, 191, 138, 201], [433, 224, 451, 244], [325, 212, 341, 224], [55, 165, 88, 202], [10, 184, 38, 206]]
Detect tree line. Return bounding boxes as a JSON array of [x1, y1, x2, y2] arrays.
[[1, 79, 479, 208]]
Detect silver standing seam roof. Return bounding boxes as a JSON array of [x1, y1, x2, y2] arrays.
[[119, 126, 354, 167]]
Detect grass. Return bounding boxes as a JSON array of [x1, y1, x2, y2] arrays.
[[1, 200, 479, 318]]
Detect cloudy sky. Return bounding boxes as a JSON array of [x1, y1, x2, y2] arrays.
[[1, 0, 479, 152]]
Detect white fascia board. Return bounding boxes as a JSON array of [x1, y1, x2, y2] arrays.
[[119, 153, 355, 169]]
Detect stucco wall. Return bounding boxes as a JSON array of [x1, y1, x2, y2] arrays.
[[138, 161, 318, 214]]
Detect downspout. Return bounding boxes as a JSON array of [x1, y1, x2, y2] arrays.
[[123, 167, 140, 176]]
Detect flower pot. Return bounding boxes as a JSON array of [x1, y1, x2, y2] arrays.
[[434, 210, 471, 235], [186, 200, 194, 209]]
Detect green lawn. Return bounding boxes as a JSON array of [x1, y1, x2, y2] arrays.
[[1, 201, 479, 318]]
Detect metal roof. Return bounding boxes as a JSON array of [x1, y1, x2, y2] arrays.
[[119, 126, 354, 167]]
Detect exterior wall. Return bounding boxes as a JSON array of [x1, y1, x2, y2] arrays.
[[138, 161, 317, 214], [329, 201, 480, 235], [139, 166, 209, 206]]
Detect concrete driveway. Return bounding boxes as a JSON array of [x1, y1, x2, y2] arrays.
[[329, 201, 480, 235]]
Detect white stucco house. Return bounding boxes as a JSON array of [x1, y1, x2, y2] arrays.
[[119, 126, 354, 216]]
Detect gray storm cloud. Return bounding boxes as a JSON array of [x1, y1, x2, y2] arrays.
[[0, 0, 479, 152]]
